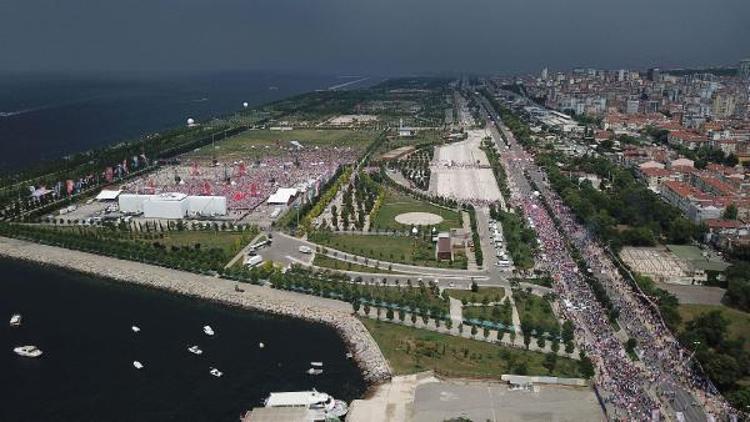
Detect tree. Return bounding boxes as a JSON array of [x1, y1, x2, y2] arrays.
[[523, 332, 532, 349], [536, 336, 546, 349], [562, 320, 575, 344], [386, 308, 394, 321], [565, 341, 575, 354], [543, 353, 558, 373], [723, 203, 738, 220], [578, 355, 595, 378], [470, 281, 478, 292], [363, 304, 370, 316], [352, 301, 361, 313]]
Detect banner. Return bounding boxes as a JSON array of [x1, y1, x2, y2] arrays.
[[105, 167, 114, 182], [66, 180, 74, 195]]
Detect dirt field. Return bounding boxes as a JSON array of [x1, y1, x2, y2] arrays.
[[429, 129, 501, 203]]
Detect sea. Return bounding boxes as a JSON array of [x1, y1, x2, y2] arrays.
[[0, 70, 373, 172], [0, 258, 366, 421]]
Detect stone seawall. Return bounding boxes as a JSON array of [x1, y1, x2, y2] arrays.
[[0, 236, 391, 384]]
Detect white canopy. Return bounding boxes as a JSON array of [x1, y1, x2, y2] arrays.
[[96, 189, 122, 201]]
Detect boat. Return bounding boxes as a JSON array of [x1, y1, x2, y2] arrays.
[[13, 345, 42, 358], [310, 361, 323, 367], [258, 342, 265, 349], [203, 325, 215, 336], [188, 345, 203, 355], [209, 367, 223, 377], [133, 361, 144, 369], [264, 390, 348, 418], [9, 314, 22, 327], [131, 325, 141, 333], [306, 368, 323, 375], [345, 352, 353, 359]]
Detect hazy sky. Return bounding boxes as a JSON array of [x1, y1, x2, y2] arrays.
[[1, 0, 748, 75]]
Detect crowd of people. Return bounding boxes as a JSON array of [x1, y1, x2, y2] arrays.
[[123, 145, 359, 210], [496, 125, 737, 420]]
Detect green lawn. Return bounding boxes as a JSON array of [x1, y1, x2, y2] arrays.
[[312, 254, 399, 274], [361, 318, 583, 378], [513, 290, 559, 336], [184, 129, 374, 160], [309, 232, 467, 269], [370, 189, 462, 232], [153, 230, 253, 256], [679, 304, 750, 352], [463, 302, 513, 327], [445, 287, 506, 303]]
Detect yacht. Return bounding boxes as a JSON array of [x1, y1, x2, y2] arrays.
[[9, 314, 22, 327], [209, 367, 223, 377], [203, 325, 215, 336], [306, 368, 323, 375], [13, 345, 42, 358], [188, 345, 203, 355], [258, 342, 265, 349], [310, 361, 323, 367], [131, 325, 141, 333], [263, 390, 348, 418], [133, 361, 144, 369]]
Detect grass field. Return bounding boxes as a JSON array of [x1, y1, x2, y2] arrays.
[[513, 290, 559, 335], [463, 303, 513, 327], [678, 304, 750, 352], [361, 319, 582, 378], [309, 232, 467, 269], [184, 129, 374, 160], [312, 254, 399, 274], [445, 287, 506, 303], [370, 189, 462, 232]]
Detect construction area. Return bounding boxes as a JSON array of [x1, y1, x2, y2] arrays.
[[428, 129, 502, 203]]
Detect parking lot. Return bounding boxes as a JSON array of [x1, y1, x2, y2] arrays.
[[413, 379, 603, 422]]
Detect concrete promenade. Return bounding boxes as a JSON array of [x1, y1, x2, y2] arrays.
[[0, 236, 391, 383]]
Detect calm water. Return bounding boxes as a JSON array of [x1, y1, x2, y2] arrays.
[[0, 258, 366, 421], [0, 71, 361, 171]]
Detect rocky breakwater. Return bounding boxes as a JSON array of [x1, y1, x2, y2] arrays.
[[0, 236, 391, 384]]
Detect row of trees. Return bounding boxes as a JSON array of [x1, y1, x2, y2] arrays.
[[391, 147, 433, 190], [489, 204, 536, 270]]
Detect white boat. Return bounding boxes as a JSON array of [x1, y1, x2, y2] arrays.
[[306, 368, 323, 375], [203, 325, 215, 336], [209, 367, 223, 377], [9, 314, 22, 327], [13, 345, 42, 358], [345, 352, 353, 359], [258, 342, 265, 349], [133, 361, 144, 369], [131, 325, 141, 333], [310, 361, 323, 367], [264, 390, 348, 418], [188, 345, 203, 355]]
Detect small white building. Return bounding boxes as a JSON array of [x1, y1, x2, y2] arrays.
[[95, 189, 122, 201], [143, 193, 189, 219], [118, 194, 155, 214]]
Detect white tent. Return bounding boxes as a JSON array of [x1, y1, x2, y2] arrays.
[[96, 189, 122, 201], [267, 188, 297, 205]]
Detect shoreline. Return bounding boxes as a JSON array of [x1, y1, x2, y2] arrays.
[[0, 236, 391, 385]]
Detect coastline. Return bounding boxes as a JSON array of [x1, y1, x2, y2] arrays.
[[0, 236, 391, 384]]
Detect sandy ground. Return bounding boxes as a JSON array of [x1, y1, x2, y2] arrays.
[[394, 212, 444, 226], [433, 130, 490, 166], [430, 130, 501, 202], [431, 168, 502, 202]]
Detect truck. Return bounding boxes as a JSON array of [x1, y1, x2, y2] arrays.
[[244, 255, 264, 267]]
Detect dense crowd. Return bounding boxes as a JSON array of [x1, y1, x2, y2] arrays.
[[123, 146, 359, 210], [498, 127, 736, 420]]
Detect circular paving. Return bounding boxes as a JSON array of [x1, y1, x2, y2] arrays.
[[395, 212, 444, 226]]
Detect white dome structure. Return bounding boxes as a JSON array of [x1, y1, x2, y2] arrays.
[[187, 117, 195, 126], [242, 102, 249, 108]]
